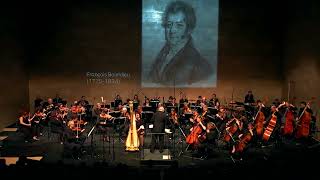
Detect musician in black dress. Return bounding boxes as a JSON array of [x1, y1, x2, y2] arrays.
[[18, 111, 32, 142]]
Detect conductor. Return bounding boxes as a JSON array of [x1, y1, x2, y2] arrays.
[[150, 106, 168, 153]]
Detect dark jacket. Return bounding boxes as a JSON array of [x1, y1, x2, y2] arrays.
[[149, 38, 212, 86], [151, 111, 167, 133]]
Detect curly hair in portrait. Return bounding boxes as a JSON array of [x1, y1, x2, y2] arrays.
[[161, 0, 196, 33]]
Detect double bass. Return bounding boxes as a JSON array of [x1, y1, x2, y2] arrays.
[[262, 104, 281, 141]]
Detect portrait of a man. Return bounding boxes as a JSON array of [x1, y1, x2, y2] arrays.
[[142, 0, 219, 87]]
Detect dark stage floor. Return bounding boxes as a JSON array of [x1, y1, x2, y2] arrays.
[[1, 122, 320, 179]]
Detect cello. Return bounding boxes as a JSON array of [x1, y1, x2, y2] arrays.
[[281, 102, 295, 136], [253, 103, 265, 136], [186, 112, 206, 147], [295, 102, 312, 138], [234, 123, 254, 153]]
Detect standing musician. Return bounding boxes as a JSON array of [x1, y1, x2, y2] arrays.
[[18, 111, 33, 142], [30, 108, 45, 141], [135, 113, 145, 148], [150, 106, 168, 153]]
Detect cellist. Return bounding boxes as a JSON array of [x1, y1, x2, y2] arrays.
[[186, 110, 207, 150], [278, 101, 297, 140], [295, 101, 313, 143]]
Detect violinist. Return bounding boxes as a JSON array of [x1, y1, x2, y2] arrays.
[[18, 111, 33, 142], [64, 116, 86, 159], [93, 103, 102, 119], [97, 109, 114, 142], [197, 122, 219, 159], [31, 108, 45, 140]]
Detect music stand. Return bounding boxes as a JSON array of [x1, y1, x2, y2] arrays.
[[113, 117, 126, 143], [208, 107, 218, 115], [150, 100, 160, 112], [141, 111, 154, 124], [109, 111, 121, 118]]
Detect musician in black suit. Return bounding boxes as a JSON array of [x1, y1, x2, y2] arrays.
[[150, 106, 168, 153]]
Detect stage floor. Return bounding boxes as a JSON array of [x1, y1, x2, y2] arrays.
[[1, 122, 320, 178]]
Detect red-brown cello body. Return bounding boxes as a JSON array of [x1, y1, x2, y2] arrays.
[[282, 109, 295, 136], [255, 111, 265, 136], [295, 111, 311, 138]]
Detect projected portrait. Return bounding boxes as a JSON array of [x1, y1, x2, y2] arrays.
[[142, 0, 219, 87]]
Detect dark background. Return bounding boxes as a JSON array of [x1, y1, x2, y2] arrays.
[[0, 0, 319, 129]]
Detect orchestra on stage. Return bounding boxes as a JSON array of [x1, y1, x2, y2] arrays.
[[18, 91, 318, 160]]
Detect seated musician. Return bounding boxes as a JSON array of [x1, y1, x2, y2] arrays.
[[18, 111, 33, 142], [179, 93, 188, 104], [49, 107, 67, 144], [114, 94, 123, 109], [135, 113, 145, 148], [196, 96, 202, 106], [78, 96, 89, 107], [133, 94, 140, 105], [231, 123, 254, 161], [197, 122, 219, 159], [209, 93, 220, 108], [93, 103, 102, 119], [64, 118, 86, 159], [143, 98, 151, 107], [97, 110, 114, 142], [42, 98, 54, 111]]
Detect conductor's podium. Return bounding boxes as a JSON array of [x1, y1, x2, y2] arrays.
[[140, 149, 177, 167]]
